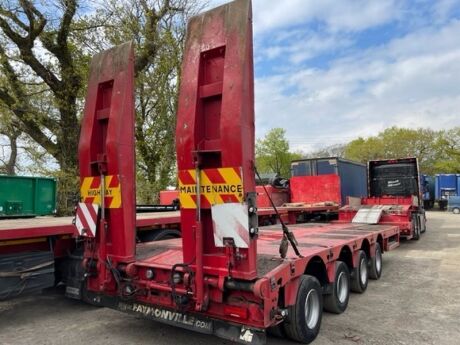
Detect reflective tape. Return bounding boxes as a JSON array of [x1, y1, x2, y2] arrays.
[[178, 167, 244, 209], [80, 175, 122, 208]]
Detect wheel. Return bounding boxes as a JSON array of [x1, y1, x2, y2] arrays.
[[350, 250, 368, 293], [412, 216, 420, 241], [283, 275, 323, 344], [453, 207, 460, 215], [323, 261, 350, 314], [138, 229, 180, 242], [368, 243, 382, 280], [420, 214, 427, 233]]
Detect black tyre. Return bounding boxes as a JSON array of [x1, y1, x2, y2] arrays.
[[412, 215, 420, 241], [368, 243, 382, 280], [350, 250, 368, 293], [139, 229, 180, 242], [420, 214, 427, 233], [323, 261, 350, 314], [283, 275, 323, 344]]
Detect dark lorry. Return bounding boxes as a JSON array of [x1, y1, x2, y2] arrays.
[[339, 157, 426, 240]]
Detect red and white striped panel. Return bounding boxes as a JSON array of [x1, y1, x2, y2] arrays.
[[75, 202, 99, 237]]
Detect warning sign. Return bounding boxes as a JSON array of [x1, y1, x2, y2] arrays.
[[80, 175, 122, 208], [178, 167, 244, 209]]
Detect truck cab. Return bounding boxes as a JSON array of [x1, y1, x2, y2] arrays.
[[339, 157, 426, 240]]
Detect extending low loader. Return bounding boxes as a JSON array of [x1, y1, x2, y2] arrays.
[[61, 1, 402, 344], [0, 212, 190, 299]]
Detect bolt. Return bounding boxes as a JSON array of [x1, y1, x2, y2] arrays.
[[145, 269, 154, 280]]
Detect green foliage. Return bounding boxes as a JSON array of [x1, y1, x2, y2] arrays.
[[343, 126, 460, 174], [256, 128, 301, 177], [96, 0, 201, 203], [433, 127, 460, 173]]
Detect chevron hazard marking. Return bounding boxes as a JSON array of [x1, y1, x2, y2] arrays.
[[178, 167, 243, 209], [75, 203, 99, 237], [80, 175, 122, 208]]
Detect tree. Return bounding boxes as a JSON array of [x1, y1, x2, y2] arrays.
[[344, 127, 439, 174], [97, 0, 201, 203], [0, 114, 21, 175], [0, 1, 85, 172], [256, 128, 301, 177], [0, 0, 199, 210], [433, 127, 460, 173]]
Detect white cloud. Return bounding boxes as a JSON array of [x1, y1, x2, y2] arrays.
[[258, 31, 353, 64], [206, 0, 460, 153], [209, 0, 400, 34], [252, 0, 400, 34], [255, 19, 460, 151]]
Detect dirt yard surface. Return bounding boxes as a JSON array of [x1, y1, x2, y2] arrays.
[[1, 211, 459, 345]]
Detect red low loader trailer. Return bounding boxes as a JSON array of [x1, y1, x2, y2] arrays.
[[63, 1, 401, 344], [339, 157, 426, 240], [0, 212, 193, 299]]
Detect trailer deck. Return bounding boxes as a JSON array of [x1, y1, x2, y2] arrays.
[[0, 213, 178, 240], [0, 204, 339, 241], [135, 222, 399, 273]]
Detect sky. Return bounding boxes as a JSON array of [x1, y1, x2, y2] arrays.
[[209, 0, 460, 152]]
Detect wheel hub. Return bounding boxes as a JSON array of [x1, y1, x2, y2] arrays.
[[304, 289, 320, 329], [360, 258, 368, 284], [337, 271, 348, 304]]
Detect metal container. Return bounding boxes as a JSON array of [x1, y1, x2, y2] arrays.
[[290, 157, 367, 205], [368, 158, 421, 200], [435, 174, 460, 209], [435, 174, 460, 199], [0, 175, 57, 217]]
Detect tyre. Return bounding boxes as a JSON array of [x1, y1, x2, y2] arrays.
[[412, 216, 420, 241], [350, 250, 368, 293], [283, 275, 323, 344], [323, 261, 350, 314], [368, 243, 382, 280], [139, 229, 180, 242], [420, 214, 427, 233], [453, 207, 460, 215]]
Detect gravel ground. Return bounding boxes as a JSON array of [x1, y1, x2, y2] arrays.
[[1, 211, 459, 345]]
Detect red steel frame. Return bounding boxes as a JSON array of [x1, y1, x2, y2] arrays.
[[338, 196, 419, 237]]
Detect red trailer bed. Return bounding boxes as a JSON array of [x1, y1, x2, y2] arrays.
[[0, 217, 76, 241], [0, 212, 184, 242], [98, 221, 400, 344], [135, 222, 399, 269], [0, 203, 339, 242]]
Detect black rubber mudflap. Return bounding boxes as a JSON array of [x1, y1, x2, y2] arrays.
[[0, 251, 54, 300]]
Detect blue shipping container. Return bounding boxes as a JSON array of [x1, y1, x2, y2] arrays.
[[435, 174, 460, 210], [291, 157, 367, 205], [435, 174, 460, 200]]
